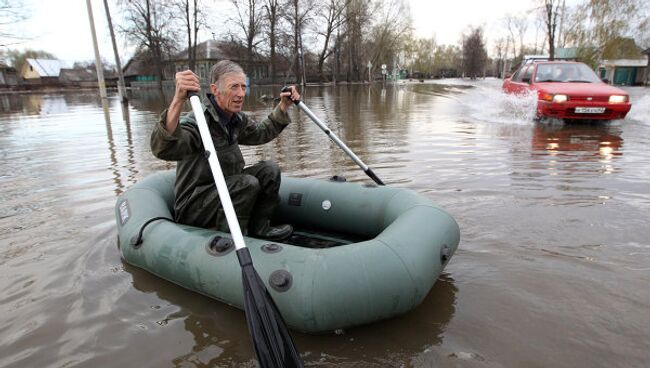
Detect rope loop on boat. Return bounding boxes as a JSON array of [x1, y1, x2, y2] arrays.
[[131, 217, 174, 248]]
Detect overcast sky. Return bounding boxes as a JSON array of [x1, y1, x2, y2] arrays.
[[11, 0, 556, 64]]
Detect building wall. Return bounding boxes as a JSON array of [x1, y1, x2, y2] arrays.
[[20, 63, 42, 80]]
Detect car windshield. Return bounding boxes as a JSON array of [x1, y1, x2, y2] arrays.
[[534, 63, 601, 83]]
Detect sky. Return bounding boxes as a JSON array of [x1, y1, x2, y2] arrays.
[[7, 0, 550, 65]]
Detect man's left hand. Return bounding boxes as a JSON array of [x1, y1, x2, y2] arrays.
[[279, 86, 300, 112]]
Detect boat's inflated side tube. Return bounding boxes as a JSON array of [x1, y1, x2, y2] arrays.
[[116, 171, 460, 333]]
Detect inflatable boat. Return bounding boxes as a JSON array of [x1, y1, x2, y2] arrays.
[[115, 171, 460, 333]]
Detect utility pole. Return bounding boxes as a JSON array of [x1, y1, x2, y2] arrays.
[[103, 0, 128, 102], [86, 0, 107, 100], [299, 30, 306, 87]]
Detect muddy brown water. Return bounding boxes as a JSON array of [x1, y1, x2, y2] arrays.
[[1, 80, 649, 367]]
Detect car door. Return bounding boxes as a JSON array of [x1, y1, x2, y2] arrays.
[[506, 65, 533, 95]]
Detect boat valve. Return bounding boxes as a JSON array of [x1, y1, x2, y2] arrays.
[[269, 270, 293, 292], [440, 244, 450, 264], [206, 235, 234, 256]]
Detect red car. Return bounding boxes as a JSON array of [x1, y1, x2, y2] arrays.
[[502, 61, 632, 120]]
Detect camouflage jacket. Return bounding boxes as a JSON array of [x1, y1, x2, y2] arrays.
[[150, 93, 291, 216]]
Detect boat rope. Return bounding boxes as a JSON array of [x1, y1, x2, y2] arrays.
[[131, 216, 174, 247]]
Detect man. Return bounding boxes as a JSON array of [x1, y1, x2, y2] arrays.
[[151, 60, 300, 240]]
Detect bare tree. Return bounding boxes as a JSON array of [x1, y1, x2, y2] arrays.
[[404, 36, 435, 77], [503, 13, 528, 62], [539, 0, 561, 60], [0, 0, 27, 46], [285, 0, 314, 85], [462, 26, 487, 79], [230, 0, 264, 70], [120, 0, 179, 89], [173, 0, 203, 71], [312, 0, 350, 82], [565, 0, 649, 61], [493, 37, 507, 78], [363, 0, 409, 82], [261, 0, 283, 84]]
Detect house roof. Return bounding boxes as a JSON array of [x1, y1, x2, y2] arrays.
[[555, 48, 579, 59], [172, 40, 267, 62], [59, 68, 96, 82], [599, 59, 648, 67], [25, 59, 72, 77], [123, 49, 160, 77]]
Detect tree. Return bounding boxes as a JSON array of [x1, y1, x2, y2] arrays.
[[229, 0, 264, 70], [119, 0, 179, 89], [285, 0, 314, 85], [540, 0, 561, 60], [493, 37, 507, 78], [4, 49, 55, 70], [462, 27, 487, 79], [365, 0, 411, 81], [313, 0, 349, 82], [0, 0, 27, 47], [404, 36, 435, 76], [564, 0, 649, 66], [261, 0, 283, 84], [173, 0, 204, 71]]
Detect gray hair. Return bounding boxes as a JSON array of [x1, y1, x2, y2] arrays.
[[210, 60, 245, 87]]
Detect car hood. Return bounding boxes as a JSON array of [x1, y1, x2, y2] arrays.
[[534, 82, 628, 96]]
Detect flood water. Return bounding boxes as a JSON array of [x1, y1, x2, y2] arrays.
[[1, 80, 649, 367]]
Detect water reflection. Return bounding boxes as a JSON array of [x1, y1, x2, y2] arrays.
[[126, 258, 457, 366], [125, 262, 257, 366], [532, 121, 623, 160], [0, 94, 23, 113]]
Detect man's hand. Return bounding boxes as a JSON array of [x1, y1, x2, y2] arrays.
[[279, 85, 300, 112], [173, 70, 201, 103], [165, 70, 200, 133]]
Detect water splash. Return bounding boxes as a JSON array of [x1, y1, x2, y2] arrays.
[[455, 79, 538, 125], [627, 93, 650, 124]]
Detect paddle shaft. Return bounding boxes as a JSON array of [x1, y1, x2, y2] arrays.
[[188, 92, 247, 250], [283, 89, 384, 186]]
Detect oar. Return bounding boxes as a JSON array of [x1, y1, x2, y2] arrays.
[[281, 87, 385, 185], [187, 91, 303, 368]]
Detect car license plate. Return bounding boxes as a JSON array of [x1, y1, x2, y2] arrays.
[[575, 107, 605, 114]]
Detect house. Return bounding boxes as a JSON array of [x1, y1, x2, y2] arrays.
[[0, 62, 19, 87], [597, 37, 648, 86], [598, 58, 648, 85], [171, 40, 270, 84], [59, 68, 98, 88], [122, 49, 164, 86], [20, 58, 71, 85]]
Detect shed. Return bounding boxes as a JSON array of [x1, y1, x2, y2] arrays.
[[20, 58, 71, 85], [598, 58, 648, 86]]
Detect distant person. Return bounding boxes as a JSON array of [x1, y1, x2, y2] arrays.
[[150, 60, 300, 240]]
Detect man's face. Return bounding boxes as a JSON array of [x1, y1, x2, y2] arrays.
[[212, 72, 247, 115]]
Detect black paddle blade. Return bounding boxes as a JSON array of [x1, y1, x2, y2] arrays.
[[236, 248, 303, 368]]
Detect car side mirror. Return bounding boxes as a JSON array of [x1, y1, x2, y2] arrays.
[[505, 72, 512, 78], [522, 77, 531, 84], [601, 78, 609, 84]]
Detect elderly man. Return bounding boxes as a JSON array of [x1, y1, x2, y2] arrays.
[[151, 60, 299, 240]]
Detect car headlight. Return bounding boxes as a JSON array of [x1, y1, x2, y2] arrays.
[[552, 94, 568, 103], [540, 93, 568, 102], [609, 95, 628, 103]]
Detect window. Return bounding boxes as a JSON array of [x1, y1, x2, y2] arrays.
[[522, 65, 533, 83], [512, 66, 529, 83]]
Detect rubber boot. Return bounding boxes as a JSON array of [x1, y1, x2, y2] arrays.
[[250, 219, 293, 241]]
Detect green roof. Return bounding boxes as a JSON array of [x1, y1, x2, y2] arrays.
[[555, 48, 578, 59]]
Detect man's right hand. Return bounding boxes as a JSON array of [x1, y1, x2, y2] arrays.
[[173, 70, 201, 102], [165, 70, 200, 134]]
